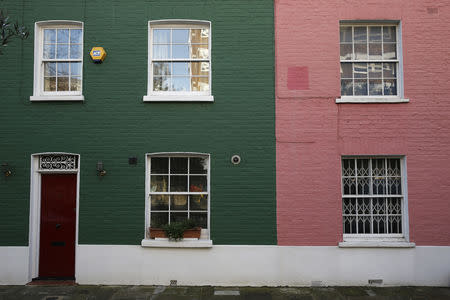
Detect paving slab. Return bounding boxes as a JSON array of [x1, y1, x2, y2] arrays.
[[0, 285, 449, 300]]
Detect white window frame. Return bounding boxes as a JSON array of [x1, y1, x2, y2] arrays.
[[30, 20, 84, 102], [336, 21, 409, 104], [142, 152, 212, 248], [143, 20, 214, 102], [339, 156, 414, 248]]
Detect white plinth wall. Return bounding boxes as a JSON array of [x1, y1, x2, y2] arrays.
[[1, 245, 449, 286]]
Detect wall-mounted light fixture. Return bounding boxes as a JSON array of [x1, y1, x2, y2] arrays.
[[1, 163, 12, 177], [96, 161, 106, 176]]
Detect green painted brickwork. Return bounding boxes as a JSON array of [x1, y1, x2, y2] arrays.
[[0, 0, 275, 245]]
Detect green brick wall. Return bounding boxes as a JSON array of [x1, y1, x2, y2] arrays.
[[0, 0, 275, 245]]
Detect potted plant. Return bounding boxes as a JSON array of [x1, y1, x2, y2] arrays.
[[149, 219, 201, 240]]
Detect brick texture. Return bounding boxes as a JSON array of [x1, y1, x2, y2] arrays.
[[276, 0, 450, 245], [0, 0, 276, 245]]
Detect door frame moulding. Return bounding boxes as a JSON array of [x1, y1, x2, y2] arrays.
[[28, 152, 81, 281]]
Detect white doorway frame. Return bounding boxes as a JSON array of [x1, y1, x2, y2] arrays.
[[28, 152, 80, 281]]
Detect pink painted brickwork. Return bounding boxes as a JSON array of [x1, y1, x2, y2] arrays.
[[276, 0, 450, 245]]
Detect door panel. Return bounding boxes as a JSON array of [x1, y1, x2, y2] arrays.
[[39, 174, 77, 278]]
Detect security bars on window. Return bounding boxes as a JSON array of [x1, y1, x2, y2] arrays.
[[42, 28, 82, 93], [149, 156, 208, 229], [151, 27, 210, 92], [342, 158, 403, 235], [340, 25, 398, 96]]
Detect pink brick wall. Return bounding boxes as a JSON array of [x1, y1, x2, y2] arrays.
[[276, 0, 450, 245]]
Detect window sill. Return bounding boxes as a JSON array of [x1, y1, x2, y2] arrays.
[[339, 240, 415, 248], [30, 95, 85, 102], [141, 238, 213, 248], [336, 97, 409, 104], [143, 95, 214, 102]]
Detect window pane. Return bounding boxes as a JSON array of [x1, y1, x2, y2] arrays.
[[190, 157, 208, 174], [172, 45, 189, 59], [153, 63, 171, 76], [387, 159, 401, 176], [340, 63, 352, 79], [44, 77, 56, 91], [353, 63, 367, 79], [170, 157, 188, 174], [170, 175, 187, 192], [151, 195, 169, 210], [384, 79, 397, 95], [151, 175, 168, 192], [343, 177, 356, 195], [57, 77, 69, 91], [70, 44, 82, 59], [369, 26, 382, 42], [192, 62, 209, 76], [191, 29, 209, 44], [340, 79, 353, 96], [340, 44, 352, 60], [70, 29, 82, 44], [153, 77, 170, 91], [171, 195, 188, 210], [190, 195, 208, 210], [383, 43, 397, 59], [368, 63, 382, 78], [44, 29, 56, 43], [383, 26, 396, 43], [70, 76, 81, 91], [354, 27, 367, 43], [44, 62, 56, 76], [369, 79, 382, 95], [56, 44, 69, 59], [189, 176, 207, 192], [190, 212, 207, 228], [354, 79, 368, 96], [171, 212, 187, 223], [70, 62, 82, 76], [191, 45, 209, 59], [354, 44, 367, 60], [151, 212, 168, 227], [172, 76, 190, 91], [57, 62, 69, 76], [340, 27, 352, 43], [172, 29, 189, 43], [383, 63, 396, 78], [151, 157, 169, 174], [153, 29, 170, 44], [191, 77, 209, 92], [57, 29, 69, 43], [153, 45, 170, 59], [173, 62, 189, 75], [369, 43, 382, 59], [43, 44, 56, 59]]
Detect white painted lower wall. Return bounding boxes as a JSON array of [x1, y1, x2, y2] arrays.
[[0, 247, 29, 285], [75, 245, 450, 287]]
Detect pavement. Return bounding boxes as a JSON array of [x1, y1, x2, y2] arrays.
[[0, 285, 449, 300]]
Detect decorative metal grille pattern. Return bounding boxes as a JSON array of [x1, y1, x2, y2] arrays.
[[39, 154, 78, 170], [342, 158, 403, 234]]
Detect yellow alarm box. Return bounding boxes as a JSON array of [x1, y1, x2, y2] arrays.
[[90, 47, 106, 63]]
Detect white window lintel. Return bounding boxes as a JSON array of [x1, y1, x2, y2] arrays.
[[336, 96, 409, 103]]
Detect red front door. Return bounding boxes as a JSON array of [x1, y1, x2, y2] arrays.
[[39, 174, 77, 278]]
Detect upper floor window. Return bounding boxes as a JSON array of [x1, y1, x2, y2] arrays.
[[143, 20, 214, 102], [30, 21, 84, 101], [337, 23, 408, 103]]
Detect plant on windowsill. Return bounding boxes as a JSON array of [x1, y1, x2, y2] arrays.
[[149, 219, 201, 241]]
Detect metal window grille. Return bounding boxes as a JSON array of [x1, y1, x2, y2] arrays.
[[342, 157, 403, 234]]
